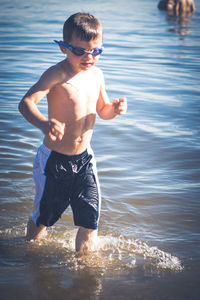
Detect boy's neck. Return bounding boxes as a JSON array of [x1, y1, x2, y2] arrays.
[[64, 58, 89, 76]]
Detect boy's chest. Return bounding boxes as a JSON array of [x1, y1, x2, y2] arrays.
[[52, 72, 100, 118], [65, 71, 100, 104]]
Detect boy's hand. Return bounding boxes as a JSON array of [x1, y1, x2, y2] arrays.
[[112, 98, 127, 115], [42, 118, 65, 141]]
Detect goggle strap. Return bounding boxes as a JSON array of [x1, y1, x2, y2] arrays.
[[54, 40, 70, 49]]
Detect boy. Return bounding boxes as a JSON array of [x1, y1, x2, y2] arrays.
[[19, 13, 127, 253]]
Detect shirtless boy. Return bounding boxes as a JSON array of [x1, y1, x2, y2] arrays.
[[18, 13, 127, 253]]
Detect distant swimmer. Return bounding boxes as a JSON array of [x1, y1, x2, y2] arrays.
[[18, 13, 127, 254], [158, 0, 195, 16]]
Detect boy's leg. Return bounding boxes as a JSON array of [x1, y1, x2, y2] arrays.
[[27, 144, 51, 241], [74, 148, 100, 254], [75, 227, 98, 253], [26, 217, 46, 241]]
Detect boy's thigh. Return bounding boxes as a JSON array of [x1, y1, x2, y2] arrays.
[[33, 145, 72, 227], [71, 165, 100, 230], [36, 174, 71, 227]]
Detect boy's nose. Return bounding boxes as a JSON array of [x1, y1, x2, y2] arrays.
[[84, 52, 93, 58]]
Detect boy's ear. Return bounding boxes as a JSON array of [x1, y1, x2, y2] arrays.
[[59, 41, 67, 54]]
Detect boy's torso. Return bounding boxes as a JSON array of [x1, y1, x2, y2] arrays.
[[44, 62, 101, 155]]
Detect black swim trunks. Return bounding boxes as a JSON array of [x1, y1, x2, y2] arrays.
[[32, 144, 101, 229]]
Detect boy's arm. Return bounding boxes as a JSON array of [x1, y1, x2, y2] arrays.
[[18, 67, 65, 141], [96, 70, 127, 120]]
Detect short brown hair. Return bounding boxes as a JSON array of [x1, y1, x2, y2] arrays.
[[63, 13, 102, 42]]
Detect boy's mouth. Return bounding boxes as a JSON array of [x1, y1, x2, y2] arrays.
[[81, 62, 93, 67]]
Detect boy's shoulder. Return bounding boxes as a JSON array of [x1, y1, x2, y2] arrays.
[[42, 63, 104, 87], [40, 60, 68, 87], [44, 61, 66, 80]]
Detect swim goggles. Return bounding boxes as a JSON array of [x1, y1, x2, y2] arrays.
[[54, 40, 104, 57]]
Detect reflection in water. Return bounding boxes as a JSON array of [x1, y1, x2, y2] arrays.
[[167, 14, 193, 35], [158, 0, 195, 35]]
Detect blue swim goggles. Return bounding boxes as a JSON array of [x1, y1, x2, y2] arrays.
[[54, 40, 104, 57]]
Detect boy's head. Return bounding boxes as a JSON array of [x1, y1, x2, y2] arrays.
[[63, 13, 102, 43], [58, 13, 103, 72]]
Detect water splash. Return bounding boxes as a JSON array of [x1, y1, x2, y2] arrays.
[[0, 226, 183, 273], [96, 235, 183, 272]]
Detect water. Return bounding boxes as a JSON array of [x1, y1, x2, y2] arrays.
[[0, 0, 200, 299]]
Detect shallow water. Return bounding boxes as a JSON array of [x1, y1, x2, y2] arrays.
[[0, 0, 200, 299]]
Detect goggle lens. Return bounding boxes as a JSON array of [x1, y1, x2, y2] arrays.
[[54, 40, 103, 57]]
